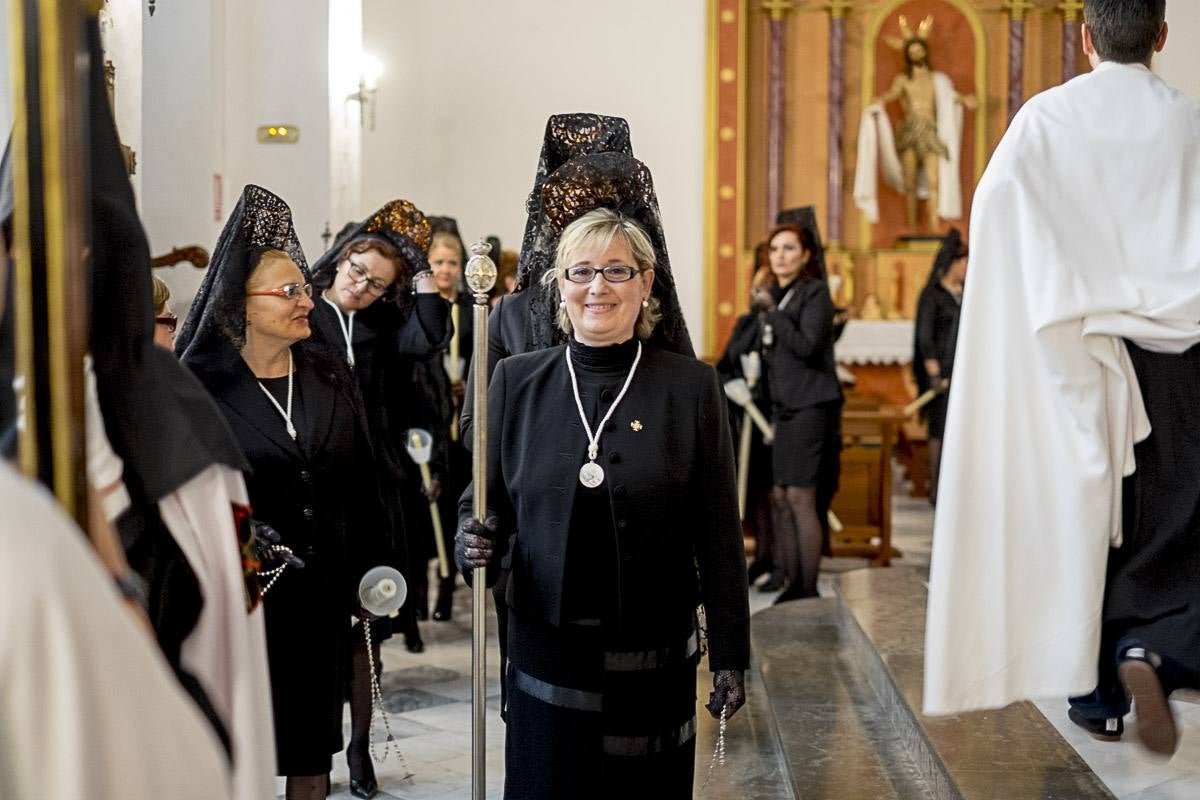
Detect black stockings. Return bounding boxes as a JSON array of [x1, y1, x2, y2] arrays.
[[772, 485, 823, 602], [928, 436, 943, 505], [347, 638, 379, 786]]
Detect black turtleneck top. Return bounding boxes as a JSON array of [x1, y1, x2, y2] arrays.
[[562, 336, 640, 627]]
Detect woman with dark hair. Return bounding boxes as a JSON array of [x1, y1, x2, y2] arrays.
[[308, 199, 450, 797], [456, 153, 748, 799], [913, 228, 967, 505], [759, 220, 843, 604], [178, 185, 393, 800]]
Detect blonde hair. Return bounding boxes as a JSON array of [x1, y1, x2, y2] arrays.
[[151, 274, 171, 315], [541, 208, 661, 339], [429, 231, 464, 260]]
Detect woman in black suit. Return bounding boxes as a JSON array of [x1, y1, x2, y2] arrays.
[[759, 221, 843, 603], [178, 185, 391, 800], [456, 154, 749, 800], [913, 228, 967, 504]]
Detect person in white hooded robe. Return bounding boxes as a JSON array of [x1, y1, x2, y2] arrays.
[[923, 0, 1200, 756]]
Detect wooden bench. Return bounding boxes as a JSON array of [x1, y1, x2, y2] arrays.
[[830, 404, 906, 566]]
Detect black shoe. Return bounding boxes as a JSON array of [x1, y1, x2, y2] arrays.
[[757, 571, 785, 593], [747, 559, 774, 584], [348, 747, 378, 798], [405, 630, 425, 653], [1119, 648, 1178, 755], [349, 776, 378, 799], [1067, 707, 1123, 742], [772, 582, 818, 605]]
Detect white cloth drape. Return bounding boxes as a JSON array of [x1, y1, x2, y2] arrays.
[[158, 465, 277, 800], [0, 462, 229, 800], [923, 63, 1200, 716]]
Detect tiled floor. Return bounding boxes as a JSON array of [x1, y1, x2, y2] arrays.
[[293, 473, 1197, 799]]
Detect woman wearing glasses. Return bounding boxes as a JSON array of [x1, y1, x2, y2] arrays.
[[178, 185, 393, 800], [309, 200, 450, 797], [455, 155, 749, 799], [151, 274, 178, 351]]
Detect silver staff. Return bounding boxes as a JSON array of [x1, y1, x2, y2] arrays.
[[464, 239, 496, 800]]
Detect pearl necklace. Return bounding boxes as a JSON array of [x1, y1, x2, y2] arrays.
[[257, 349, 297, 440]]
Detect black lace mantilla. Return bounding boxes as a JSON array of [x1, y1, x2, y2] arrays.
[[177, 184, 310, 359], [514, 113, 633, 293], [527, 151, 691, 356]]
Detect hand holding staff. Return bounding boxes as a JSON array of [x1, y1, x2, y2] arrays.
[[464, 239, 497, 800], [723, 377, 775, 439], [904, 377, 950, 417]]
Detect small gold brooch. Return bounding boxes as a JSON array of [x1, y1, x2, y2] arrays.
[[631, 420, 644, 432]]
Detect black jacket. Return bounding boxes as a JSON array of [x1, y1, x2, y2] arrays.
[[460, 343, 750, 671], [763, 278, 842, 414], [913, 283, 961, 393]]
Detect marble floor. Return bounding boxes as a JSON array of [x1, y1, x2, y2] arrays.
[[291, 480, 1198, 799]]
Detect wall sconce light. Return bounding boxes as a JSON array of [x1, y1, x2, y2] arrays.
[[346, 53, 383, 130], [257, 124, 300, 143]]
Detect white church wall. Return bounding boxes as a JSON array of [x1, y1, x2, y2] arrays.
[[1156, 1, 1200, 100], [99, 0, 143, 199], [142, 0, 361, 315], [141, 0, 224, 313], [361, 0, 708, 349]]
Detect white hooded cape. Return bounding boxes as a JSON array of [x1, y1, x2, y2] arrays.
[[923, 62, 1200, 716]]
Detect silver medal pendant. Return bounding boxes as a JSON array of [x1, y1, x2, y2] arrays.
[[579, 461, 605, 488]]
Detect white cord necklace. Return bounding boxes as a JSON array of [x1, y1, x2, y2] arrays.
[[322, 296, 356, 368], [257, 349, 297, 441], [565, 340, 642, 488]]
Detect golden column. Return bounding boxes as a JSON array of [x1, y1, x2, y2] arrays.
[[763, 0, 795, 228], [1058, 1, 1085, 83], [1003, 0, 1037, 124]]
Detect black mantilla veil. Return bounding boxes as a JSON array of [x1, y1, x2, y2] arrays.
[[176, 184, 309, 362], [774, 206, 827, 281], [309, 198, 433, 321], [531, 151, 693, 355], [923, 226, 964, 292], [514, 113, 634, 293]]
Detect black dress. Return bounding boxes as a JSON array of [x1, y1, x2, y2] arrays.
[[463, 338, 750, 799], [913, 282, 962, 439], [185, 345, 391, 775], [762, 278, 843, 489]]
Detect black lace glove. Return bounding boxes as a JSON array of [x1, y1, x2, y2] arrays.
[[455, 514, 500, 575], [705, 669, 746, 719], [251, 520, 306, 571]]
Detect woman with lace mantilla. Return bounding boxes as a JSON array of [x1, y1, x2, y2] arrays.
[[455, 153, 749, 799]]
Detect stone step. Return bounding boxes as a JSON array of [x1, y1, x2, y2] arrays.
[[834, 567, 1115, 800], [753, 597, 935, 799]]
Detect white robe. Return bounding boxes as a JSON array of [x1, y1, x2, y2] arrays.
[[853, 71, 964, 223], [0, 462, 229, 799], [923, 63, 1200, 716]]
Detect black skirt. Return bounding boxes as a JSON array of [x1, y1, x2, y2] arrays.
[[771, 400, 841, 488], [504, 609, 700, 800]]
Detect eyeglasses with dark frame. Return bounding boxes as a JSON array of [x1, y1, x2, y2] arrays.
[[563, 264, 642, 284], [154, 314, 178, 333], [345, 259, 394, 296], [246, 282, 313, 301]]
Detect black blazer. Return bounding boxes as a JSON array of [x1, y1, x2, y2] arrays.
[[763, 278, 842, 414], [185, 347, 391, 594], [460, 344, 750, 671], [913, 283, 961, 393]]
